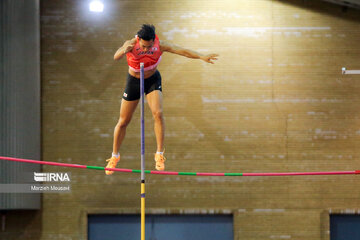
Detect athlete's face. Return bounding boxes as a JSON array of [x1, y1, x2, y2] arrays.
[[139, 39, 154, 51]]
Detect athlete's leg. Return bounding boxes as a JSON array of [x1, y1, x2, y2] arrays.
[[113, 98, 139, 154], [146, 90, 166, 170], [146, 90, 164, 152], [106, 98, 139, 175]]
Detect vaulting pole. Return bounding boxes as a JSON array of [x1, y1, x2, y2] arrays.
[[140, 62, 146, 240]]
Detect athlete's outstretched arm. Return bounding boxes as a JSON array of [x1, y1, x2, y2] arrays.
[[160, 40, 218, 64], [114, 38, 136, 60]]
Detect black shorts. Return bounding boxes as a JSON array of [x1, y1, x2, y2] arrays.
[[122, 70, 162, 101]]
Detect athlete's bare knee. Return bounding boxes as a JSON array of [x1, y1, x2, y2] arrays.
[[117, 117, 131, 129], [152, 110, 163, 122]]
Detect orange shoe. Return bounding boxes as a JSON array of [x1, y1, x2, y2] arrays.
[[154, 151, 166, 171], [105, 155, 120, 175]]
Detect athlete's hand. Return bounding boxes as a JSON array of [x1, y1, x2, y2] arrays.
[[201, 54, 219, 64], [114, 39, 136, 60], [123, 41, 135, 54]]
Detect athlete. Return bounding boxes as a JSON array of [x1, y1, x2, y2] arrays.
[[105, 24, 218, 175]]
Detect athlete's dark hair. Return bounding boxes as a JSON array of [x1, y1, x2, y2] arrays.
[[137, 24, 156, 41]]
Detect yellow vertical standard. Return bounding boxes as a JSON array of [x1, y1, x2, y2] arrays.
[[141, 182, 145, 240]]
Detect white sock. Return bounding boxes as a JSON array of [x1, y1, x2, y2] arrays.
[[156, 151, 163, 155], [112, 152, 120, 158]]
